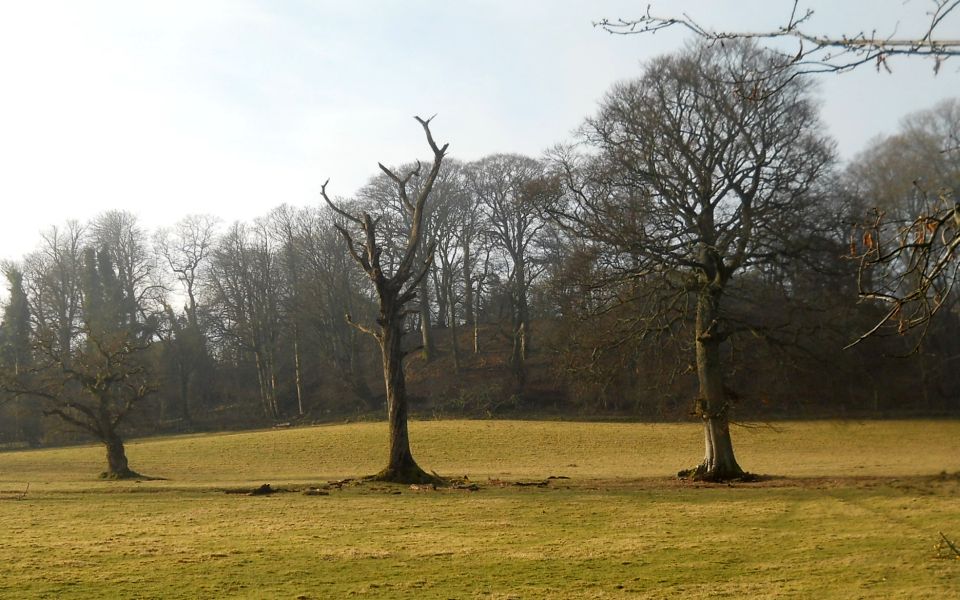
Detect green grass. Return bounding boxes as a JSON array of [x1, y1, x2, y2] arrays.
[[1, 420, 959, 598]]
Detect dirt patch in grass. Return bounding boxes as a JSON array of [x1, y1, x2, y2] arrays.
[[546, 473, 960, 495]]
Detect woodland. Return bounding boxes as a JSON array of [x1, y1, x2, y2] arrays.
[[0, 35, 958, 482]]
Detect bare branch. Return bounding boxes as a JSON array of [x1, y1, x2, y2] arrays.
[[320, 179, 363, 226], [345, 313, 381, 341], [850, 192, 960, 348], [597, 1, 960, 75]]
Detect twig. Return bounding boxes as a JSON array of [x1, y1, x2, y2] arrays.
[[16, 483, 29, 500], [939, 531, 960, 559]]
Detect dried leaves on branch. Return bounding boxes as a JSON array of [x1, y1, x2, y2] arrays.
[[850, 192, 960, 348]]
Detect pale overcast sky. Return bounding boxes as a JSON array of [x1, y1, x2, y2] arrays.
[[0, 0, 957, 264]]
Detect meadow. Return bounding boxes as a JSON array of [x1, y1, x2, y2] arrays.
[[1, 420, 958, 598]]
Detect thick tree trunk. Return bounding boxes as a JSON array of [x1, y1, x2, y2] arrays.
[[681, 289, 745, 482], [103, 432, 137, 479], [372, 315, 435, 484]]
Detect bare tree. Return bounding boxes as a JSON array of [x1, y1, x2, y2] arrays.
[[5, 246, 158, 478], [92, 211, 158, 327], [154, 215, 218, 424], [205, 222, 284, 420], [467, 154, 550, 383], [358, 161, 462, 363], [322, 116, 448, 484], [552, 40, 833, 481], [269, 206, 309, 416], [296, 206, 376, 405], [22, 222, 86, 366], [155, 215, 218, 332], [599, 3, 960, 347]]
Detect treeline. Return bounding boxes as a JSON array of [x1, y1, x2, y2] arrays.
[[1, 41, 958, 452]]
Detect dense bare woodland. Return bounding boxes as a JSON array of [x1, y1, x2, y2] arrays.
[[0, 40, 957, 478]]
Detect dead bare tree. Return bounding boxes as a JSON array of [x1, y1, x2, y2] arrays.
[[321, 116, 448, 484], [598, 0, 960, 75]]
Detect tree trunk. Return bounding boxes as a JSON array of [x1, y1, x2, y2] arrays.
[[372, 314, 435, 484], [510, 321, 526, 386], [449, 289, 460, 372], [267, 344, 280, 418], [254, 348, 278, 419], [434, 274, 448, 329], [510, 259, 530, 380], [177, 357, 191, 424], [343, 330, 375, 408], [463, 243, 474, 328], [681, 288, 745, 482], [103, 432, 137, 479], [418, 278, 436, 362], [293, 324, 305, 416], [473, 320, 481, 354], [58, 323, 72, 368]]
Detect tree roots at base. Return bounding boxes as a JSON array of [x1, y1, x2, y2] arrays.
[[677, 464, 759, 483], [99, 469, 145, 480], [369, 462, 444, 485]]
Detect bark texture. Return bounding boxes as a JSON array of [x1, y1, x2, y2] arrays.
[[102, 432, 139, 479], [680, 288, 745, 481]]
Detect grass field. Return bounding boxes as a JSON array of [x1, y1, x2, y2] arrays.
[[1, 420, 958, 598]]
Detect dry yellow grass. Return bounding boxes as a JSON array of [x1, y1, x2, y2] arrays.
[[1, 419, 958, 598]]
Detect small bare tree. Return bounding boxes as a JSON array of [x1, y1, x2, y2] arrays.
[[322, 116, 448, 484], [4, 246, 158, 479]]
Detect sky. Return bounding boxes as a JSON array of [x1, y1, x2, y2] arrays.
[[0, 0, 957, 265]]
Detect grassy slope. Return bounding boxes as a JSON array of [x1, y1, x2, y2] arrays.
[[1, 420, 958, 598]]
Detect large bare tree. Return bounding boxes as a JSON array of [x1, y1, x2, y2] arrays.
[[552, 40, 833, 481], [322, 116, 448, 484], [599, 1, 960, 346]]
